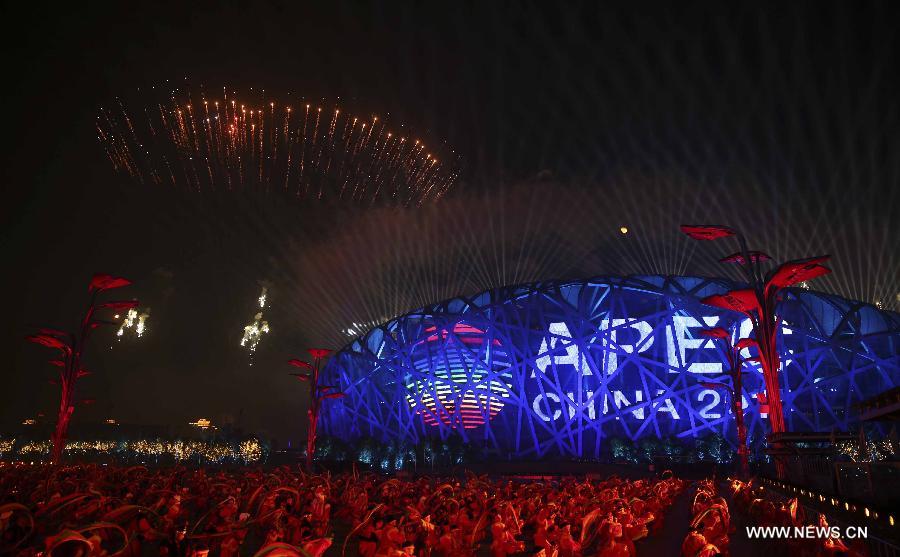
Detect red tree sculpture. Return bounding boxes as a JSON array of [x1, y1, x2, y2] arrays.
[[288, 348, 344, 470], [699, 326, 754, 478], [682, 224, 830, 476], [26, 273, 137, 463]]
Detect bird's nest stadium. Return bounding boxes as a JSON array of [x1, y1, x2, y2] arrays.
[[318, 276, 900, 460]]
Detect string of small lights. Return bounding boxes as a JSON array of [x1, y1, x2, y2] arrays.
[[0, 437, 266, 465], [760, 477, 897, 531], [835, 438, 896, 463]]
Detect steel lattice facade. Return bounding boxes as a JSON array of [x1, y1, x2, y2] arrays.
[[319, 276, 900, 459]]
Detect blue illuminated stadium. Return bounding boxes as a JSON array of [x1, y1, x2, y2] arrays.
[[319, 276, 900, 459]]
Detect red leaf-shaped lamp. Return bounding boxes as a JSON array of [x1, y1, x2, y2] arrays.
[[701, 289, 760, 315], [699, 327, 729, 339], [308, 348, 333, 359], [26, 334, 69, 351], [680, 224, 736, 241], [766, 256, 831, 291], [735, 338, 757, 351], [89, 273, 132, 292]]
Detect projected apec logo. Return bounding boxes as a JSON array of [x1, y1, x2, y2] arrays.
[[525, 316, 788, 425]]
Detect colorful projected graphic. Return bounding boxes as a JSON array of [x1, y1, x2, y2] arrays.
[[406, 323, 511, 429], [319, 276, 900, 459]]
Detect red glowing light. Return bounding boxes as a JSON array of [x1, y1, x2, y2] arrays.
[[701, 289, 760, 315], [89, 273, 132, 292], [699, 327, 729, 339], [308, 348, 333, 360], [765, 256, 831, 292], [679, 224, 736, 241]]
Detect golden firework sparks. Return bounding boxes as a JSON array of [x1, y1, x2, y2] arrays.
[[98, 86, 457, 206]]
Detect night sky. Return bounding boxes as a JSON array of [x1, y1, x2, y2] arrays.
[[2, 2, 897, 446]]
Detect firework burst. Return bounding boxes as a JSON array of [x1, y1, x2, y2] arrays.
[[240, 286, 270, 361], [116, 307, 150, 340], [98, 86, 457, 206]]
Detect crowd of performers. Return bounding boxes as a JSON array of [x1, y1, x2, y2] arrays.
[[726, 479, 869, 557], [2, 463, 876, 557], [682, 479, 730, 556], [342, 471, 684, 557], [0, 464, 686, 557]]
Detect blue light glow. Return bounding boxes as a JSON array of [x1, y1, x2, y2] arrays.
[[320, 276, 900, 459]]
